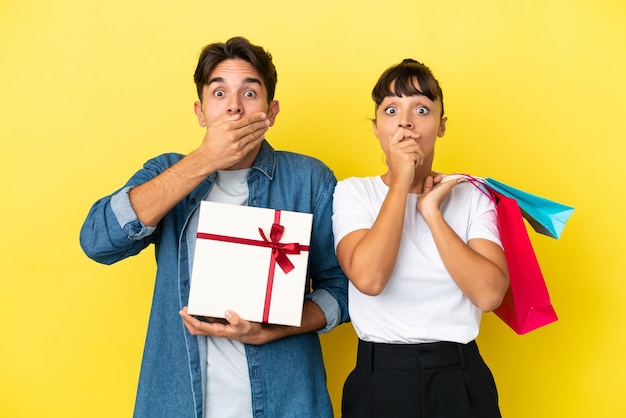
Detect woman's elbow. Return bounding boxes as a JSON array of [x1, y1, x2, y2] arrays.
[[477, 277, 509, 312], [348, 272, 389, 296], [355, 283, 385, 296], [477, 293, 505, 313]]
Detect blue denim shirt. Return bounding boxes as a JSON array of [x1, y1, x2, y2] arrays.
[[80, 140, 349, 418]]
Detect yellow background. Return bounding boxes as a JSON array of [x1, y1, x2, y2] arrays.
[[1, 0, 625, 416]]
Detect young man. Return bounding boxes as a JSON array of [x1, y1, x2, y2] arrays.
[[80, 37, 348, 418]]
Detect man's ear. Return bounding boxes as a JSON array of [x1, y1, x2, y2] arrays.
[[438, 116, 447, 138], [194, 101, 206, 127], [267, 100, 280, 127]]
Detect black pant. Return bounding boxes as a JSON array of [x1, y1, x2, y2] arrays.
[[342, 340, 501, 418]]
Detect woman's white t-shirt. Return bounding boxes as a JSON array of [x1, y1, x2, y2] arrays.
[[332, 176, 501, 344]]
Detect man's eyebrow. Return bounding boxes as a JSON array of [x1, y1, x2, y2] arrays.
[[243, 77, 262, 86], [207, 76, 262, 86], [208, 76, 225, 85]]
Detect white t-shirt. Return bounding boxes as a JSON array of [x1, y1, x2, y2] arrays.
[[187, 169, 253, 418], [332, 176, 501, 344]]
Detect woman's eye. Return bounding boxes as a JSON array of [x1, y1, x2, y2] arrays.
[[244, 90, 257, 98], [416, 106, 429, 114], [384, 107, 397, 115]]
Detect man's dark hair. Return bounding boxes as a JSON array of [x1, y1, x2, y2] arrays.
[[194, 36, 278, 103]]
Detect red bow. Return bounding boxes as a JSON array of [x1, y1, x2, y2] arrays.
[[258, 223, 304, 274]]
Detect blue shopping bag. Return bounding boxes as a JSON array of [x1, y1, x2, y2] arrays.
[[483, 178, 574, 239]]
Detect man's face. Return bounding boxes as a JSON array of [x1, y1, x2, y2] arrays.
[[194, 58, 278, 127]]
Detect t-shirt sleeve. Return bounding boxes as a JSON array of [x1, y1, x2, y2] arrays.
[[332, 178, 377, 250], [466, 186, 502, 248]]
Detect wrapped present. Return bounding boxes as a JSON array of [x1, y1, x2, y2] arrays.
[[187, 201, 313, 326]]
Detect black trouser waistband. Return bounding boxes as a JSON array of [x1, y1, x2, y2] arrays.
[[357, 339, 480, 371]]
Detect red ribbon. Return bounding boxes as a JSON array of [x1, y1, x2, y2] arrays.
[[196, 210, 310, 323]]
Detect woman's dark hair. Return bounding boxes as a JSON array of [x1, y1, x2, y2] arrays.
[[193, 37, 278, 103], [372, 59, 444, 118]]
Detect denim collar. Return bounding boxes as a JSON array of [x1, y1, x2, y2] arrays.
[[192, 140, 275, 205], [250, 139, 275, 180]]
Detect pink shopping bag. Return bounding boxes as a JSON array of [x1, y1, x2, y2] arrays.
[[489, 188, 558, 334]]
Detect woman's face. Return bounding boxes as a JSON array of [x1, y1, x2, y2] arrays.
[[373, 79, 447, 159]]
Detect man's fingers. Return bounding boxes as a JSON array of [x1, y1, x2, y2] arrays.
[[224, 310, 252, 334], [210, 112, 267, 134], [231, 112, 267, 129], [225, 113, 269, 145]]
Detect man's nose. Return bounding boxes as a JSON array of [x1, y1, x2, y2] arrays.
[[227, 97, 242, 114], [398, 119, 414, 129]]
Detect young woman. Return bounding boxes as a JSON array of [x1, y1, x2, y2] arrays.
[[332, 59, 509, 418]]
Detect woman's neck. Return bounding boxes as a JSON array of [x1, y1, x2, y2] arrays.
[[380, 169, 432, 194]]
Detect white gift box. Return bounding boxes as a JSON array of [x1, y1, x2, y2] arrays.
[[187, 201, 313, 326]]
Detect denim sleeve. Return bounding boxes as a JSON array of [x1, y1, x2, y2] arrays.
[[305, 289, 341, 334], [307, 169, 349, 333], [110, 186, 157, 240], [79, 153, 179, 265]]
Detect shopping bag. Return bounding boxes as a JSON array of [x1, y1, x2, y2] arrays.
[[489, 188, 559, 334], [484, 178, 574, 239]]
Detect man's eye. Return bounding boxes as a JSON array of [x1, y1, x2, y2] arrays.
[[384, 107, 397, 115], [417, 106, 429, 114], [244, 90, 257, 98], [213, 90, 225, 97]]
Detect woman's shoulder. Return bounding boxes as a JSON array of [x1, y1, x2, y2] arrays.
[[337, 175, 382, 188], [448, 180, 496, 212], [334, 176, 386, 202]]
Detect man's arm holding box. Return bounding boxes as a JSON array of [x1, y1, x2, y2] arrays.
[[179, 167, 350, 344], [179, 299, 326, 344]]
